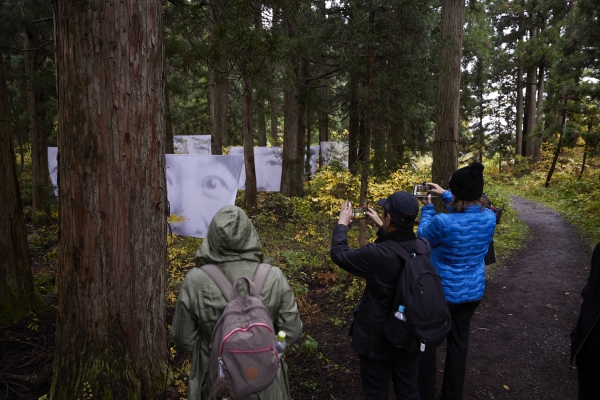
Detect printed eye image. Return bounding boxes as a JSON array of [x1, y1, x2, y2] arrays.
[[166, 154, 243, 238]]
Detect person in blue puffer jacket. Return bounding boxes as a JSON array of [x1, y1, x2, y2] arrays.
[[416, 162, 496, 400]]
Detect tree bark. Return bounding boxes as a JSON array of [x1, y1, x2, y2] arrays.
[[348, 78, 359, 174], [270, 86, 279, 145], [387, 121, 403, 169], [0, 46, 47, 326], [531, 62, 545, 162], [318, 86, 329, 146], [210, 70, 228, 155], [432, 0, 465, 189], [208, 2, 228, 155], [23, 5, 51, 219], [243, 77, 257, 208], [524, 63, 537, 159], [280, 10, 303, 198], [294, 58, 309, 196], [515, 1, 525, 157], [51, 0, 170, 397], [254, 10, 267, 147], [524, 21, 538, 160], [163, 28, 174, 155], [516, 63, 525, 156]]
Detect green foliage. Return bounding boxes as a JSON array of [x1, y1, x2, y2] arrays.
[[485, 149, 600, 248]]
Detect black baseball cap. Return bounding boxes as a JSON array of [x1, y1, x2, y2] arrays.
[[377, 191, 419, 222]]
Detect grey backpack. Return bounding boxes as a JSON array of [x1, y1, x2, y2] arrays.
[[201, 263, 279, 399]]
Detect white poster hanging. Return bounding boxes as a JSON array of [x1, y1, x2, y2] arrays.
[[166, 154, 243, 238], [228, 146, 283, 192], [320, 141, 348, 168], [306, 145, 320, 176], [48, 147, 58, 197], [173, 135, 212, 154]]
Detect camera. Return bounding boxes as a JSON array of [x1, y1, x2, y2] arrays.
[[413, 182, 435, 198], [352, 206, 368, 219]]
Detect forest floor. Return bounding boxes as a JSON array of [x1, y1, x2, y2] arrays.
[[286, 196, 589, 400], [0, 196, 592, 399]]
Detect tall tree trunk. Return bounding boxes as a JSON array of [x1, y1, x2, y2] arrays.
[[253, 9, 267, 147], [359, 0, 375, 247], [23, 8, 50, 220], [525, 64, 537, 158], [318, 86, 329, 146], [516, 64, 525, 156], [0, 46, 47, 326], [270, 86, 279, 145], [163, 27, 174, 155], [256, 99, 267, 147], [432, 0, 465, 189], [208, 3, 228, 155], [243, 77, 257, 208], [516, 1, 525, 157], [294, 58, 309, 196], [281, 60, 300, 197], [525, 25, 537, 160], [372, 122, 386, 173], [532, 62, 545, 162], [210, 71, 228, 155], [51, 0, 170, 397], [348, 78, 359, 174], [387, 121, 403, 169]]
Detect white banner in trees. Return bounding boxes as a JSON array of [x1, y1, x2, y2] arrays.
[[173, 135, 211, 154], [307, 145, 320, 176], [320, 141, 348, 168], [228, 146, 283, 192], [166, 154, 243, 238], [48, 147, 58, 196]]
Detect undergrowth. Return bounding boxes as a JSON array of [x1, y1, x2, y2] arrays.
[[163, 163, 532, 394], [25, 152, 593, 397]]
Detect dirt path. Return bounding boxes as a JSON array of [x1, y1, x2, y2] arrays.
[[456, 196, 591, 400]]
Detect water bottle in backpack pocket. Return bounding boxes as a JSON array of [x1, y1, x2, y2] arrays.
[[382, 238, 451, 353]]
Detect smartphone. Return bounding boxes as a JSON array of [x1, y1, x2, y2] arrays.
[[352, 206, 368, 219], [413, 183, 437, 198]]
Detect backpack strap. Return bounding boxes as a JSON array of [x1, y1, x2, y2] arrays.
[[201, 264, 234, 302], [384, 238, 431, 261], [201, 263, 272, 300], [252, 263, 272, 297]]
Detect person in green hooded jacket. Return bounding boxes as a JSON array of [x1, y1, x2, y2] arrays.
[[172, 205, 303, 400]]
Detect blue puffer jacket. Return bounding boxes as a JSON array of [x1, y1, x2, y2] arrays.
[[417, 190, 496, 304]]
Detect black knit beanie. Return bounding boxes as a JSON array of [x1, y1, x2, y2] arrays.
[[448, 162, 484, 201]]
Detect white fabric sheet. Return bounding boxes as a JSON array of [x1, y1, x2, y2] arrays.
[[228, 147, 283, 192], [306, 145, 320, 175], [48, 147, 58, 196], [166, 154, 243, 238], [173, 135, 211, 154], [320, 141, 348, 168]]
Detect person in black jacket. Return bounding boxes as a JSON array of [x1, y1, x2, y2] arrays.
[[571, 242, 600, 400], [330, 191, 422, 400]]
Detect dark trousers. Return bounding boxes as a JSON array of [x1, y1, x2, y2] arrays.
[[577, 319, 600, 400], [359, 351, 421, 400], [418, 300, 481, 400]]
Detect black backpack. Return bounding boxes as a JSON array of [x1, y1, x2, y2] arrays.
[[382, 238, 451, 353]]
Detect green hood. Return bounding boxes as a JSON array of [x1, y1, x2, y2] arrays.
[[194, 205, 264, 265]]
